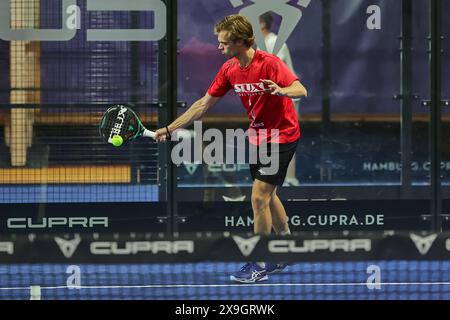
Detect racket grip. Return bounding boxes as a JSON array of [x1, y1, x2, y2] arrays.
[[143, 129, 156, 139]]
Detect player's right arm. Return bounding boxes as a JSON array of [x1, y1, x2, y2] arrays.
[[155, 93, 220, 142], [168, 93, 220, 132], [156, 61, 231, 142]]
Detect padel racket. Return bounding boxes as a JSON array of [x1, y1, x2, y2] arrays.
[[99, 104, 155, 145]]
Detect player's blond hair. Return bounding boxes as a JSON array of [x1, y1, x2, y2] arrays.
[[214, 14, 255, 48]]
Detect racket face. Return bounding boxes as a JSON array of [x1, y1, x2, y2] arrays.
[[99, 105, 143, 144]]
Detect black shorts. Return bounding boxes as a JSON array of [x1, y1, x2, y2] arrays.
[[249, 139, 299, 186]]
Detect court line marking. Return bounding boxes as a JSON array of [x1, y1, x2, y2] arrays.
[[2, 282, 450, 290]]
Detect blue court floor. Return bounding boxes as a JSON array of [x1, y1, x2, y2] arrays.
[[1, 261, 450, 300]]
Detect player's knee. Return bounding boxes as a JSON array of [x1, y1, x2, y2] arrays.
[[251, 193, 270, 211]]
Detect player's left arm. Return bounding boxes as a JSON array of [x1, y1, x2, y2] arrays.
[[261, 79, 307, 98]]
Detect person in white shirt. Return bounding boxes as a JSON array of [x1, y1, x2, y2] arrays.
[[259, 12, 300, 186]]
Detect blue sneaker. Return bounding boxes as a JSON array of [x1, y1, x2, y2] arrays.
[[230, 263, 268, 283], [265, 263, 289, 274]]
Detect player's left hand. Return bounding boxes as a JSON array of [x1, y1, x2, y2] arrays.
[[260, 79, 286, 96]]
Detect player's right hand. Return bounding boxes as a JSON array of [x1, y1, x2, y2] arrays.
[[155, 128, 170, 142]]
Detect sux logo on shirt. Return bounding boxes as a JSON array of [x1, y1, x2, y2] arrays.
[[234, 82, 266, 94]]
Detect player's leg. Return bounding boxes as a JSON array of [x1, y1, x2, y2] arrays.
[[266, 140, 299, 274], [266, 192, 291, 274], [230, 179, 275, 283], [270, 193, 290, 235], [230, 140, 298, 282], [284, 101, 300, 186], [252, 140, 297, 236], [230, 144, 275, 284], [251, 179, 277, 235], [231, 155, 287, 283], [285, 154, 300, 186]]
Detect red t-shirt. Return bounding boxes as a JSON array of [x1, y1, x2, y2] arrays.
[[207, 50, 300, 145]]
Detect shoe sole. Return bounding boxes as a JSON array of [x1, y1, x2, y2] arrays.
[[230, 275, 269, 283]]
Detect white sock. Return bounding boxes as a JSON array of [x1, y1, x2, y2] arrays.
[[256, 262, 266, 268]]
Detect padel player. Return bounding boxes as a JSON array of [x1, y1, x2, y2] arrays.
[[155, 14, 307, 283]]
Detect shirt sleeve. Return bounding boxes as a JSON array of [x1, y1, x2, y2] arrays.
[[207, 63, 232, 97], [267, 56, 298, 88]]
